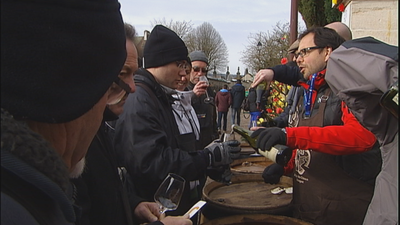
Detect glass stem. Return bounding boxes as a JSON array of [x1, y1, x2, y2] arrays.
[[159, 206, 167, 214], [205, 91, 210, 99]]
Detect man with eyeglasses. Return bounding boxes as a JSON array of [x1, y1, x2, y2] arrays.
[[250, 27, 381, 225], [252, 22, 354, 128], [70, 23, 192, 225], [187, 50, 219, 150], [113, 25, 240, 223], [252, 22, 353, 87]]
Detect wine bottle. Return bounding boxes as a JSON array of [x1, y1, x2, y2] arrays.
[[380, 80, 398, 119], [232, 125, 257, 150], [261, 144, 293, 167], [232, 125, 292, 166]]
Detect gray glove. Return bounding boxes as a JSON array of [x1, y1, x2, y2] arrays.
[[205, 140, 241, 167]]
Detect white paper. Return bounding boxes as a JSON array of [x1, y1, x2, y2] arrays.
[[184, 200, 206, 218]]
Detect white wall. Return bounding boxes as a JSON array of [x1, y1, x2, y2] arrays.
[[343, 0, 398, 46]]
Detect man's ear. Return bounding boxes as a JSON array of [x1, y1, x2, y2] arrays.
[[325, 47, 333, 62]]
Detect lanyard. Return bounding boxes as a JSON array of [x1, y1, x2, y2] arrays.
[[303, 73, 317, 118]]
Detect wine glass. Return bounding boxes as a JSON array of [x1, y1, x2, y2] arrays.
[[154, 173, 186, 214], [198, 75, 214, 103]]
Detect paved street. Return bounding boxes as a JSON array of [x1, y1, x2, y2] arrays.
[[218, 108, 254, 152], [224, 108, 251, 133]]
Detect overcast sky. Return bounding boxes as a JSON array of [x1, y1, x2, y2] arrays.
[[118, 0, 305, 74]]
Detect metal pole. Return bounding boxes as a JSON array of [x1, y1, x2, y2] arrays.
[[257, 41, 262, 71], [289, 0, 298, 59]]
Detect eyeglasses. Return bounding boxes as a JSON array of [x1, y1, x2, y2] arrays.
[[192, 66, 208, 73], [175, 61, 192, 75], [107, 77, 131, 105], [295, 46, 325, 59], [176, 61, 190, 70]]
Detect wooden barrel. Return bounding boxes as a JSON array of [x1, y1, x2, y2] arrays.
[[200, 214, 312, 225], [231, 156, 274, 174], [202, 173, 293, 220]]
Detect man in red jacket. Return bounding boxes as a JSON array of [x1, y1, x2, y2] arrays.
[[251, 27, 380, 225]]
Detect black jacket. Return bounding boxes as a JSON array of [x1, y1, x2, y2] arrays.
[[72, 107, 154, 225], [230, 83, 245, 109], [271, 64, 305, 86], [247, 87, 258, 113], [113, 68, 209, 216], [187, 81, 218, 149]]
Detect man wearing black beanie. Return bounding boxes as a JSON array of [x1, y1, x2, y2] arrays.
[[113, 25, 241, 221], [1, 0, 126, 224]]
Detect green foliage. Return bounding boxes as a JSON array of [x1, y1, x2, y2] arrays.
[[299, 0, 341, 28], [324, 0, 342, 24]]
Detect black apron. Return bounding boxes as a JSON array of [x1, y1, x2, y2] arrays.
[[290, 88, 374, 225]]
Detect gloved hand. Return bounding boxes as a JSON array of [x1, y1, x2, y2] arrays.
[[205, 140, 241, 167], [262, 163, 284, 184], [250, 127, 287, 152], [207, 165, 232, 185]]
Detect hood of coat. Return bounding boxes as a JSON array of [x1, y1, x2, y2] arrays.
[[231, 84, 244, 91], [218, 90, 230, 96], [326, 38, 398, 144]]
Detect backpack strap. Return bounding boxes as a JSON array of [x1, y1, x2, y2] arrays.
[[136, 82, 159, 110]]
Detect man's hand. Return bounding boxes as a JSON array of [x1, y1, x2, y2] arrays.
[[250, 127, 287, 152], [134, 202, 193, 225], [133, 202, 160, 223], [205, 140, 241, 167], [207, 165, 232, 184], [193, 80, 208, 97], [160, 214, 192, 225], [262, 164, 284, 184], [251, 69, 274, 88]]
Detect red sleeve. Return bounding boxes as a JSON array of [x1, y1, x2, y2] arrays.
[[285, 102, 376, 155]]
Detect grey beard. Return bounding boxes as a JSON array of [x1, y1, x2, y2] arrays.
[[69, 157, 86, 178]]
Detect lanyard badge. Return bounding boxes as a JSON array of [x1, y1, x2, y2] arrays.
[[303, 73, 317, 119]]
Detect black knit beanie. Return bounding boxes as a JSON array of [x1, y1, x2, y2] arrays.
[[1, 0, 126, 123], [143, 25, 189, 68]]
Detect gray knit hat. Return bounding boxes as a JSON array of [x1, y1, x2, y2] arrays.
[[189, 51, 209, 65]]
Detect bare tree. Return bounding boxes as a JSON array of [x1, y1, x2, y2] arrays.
[[185, 22, 228, 74], [241, 22, 291, 74], [150, 20, 228, 74], [151, 18, 193, 39]]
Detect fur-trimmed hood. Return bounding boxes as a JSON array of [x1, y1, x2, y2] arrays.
[[1, 108, 70, 191]]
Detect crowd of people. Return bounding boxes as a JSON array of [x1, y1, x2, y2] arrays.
[[1, 1, 397, 225]]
